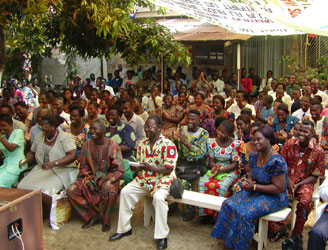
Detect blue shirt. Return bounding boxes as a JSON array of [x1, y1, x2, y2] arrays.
[[271, 115, 299, 133], [30, 124, 42, 144], [109, 78, 123, 92], [270, 115, 299, 145], [261, 107, 274, 120]]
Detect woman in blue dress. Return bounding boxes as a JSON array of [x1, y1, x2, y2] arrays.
[[211, 124, 289, 250]]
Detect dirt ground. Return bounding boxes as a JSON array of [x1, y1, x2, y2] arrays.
[[43, 197, 316, 250]]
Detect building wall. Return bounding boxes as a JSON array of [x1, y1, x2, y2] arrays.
[[41, 56, 106, 86], [241, 35, 302, 80], [109, 36, 304, 82]]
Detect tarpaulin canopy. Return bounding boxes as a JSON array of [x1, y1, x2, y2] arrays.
[[157, 19, 252, 41], [152, 0, 328, 36]]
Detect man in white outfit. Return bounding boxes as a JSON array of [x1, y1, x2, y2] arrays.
[[311, 78, 328, 108]]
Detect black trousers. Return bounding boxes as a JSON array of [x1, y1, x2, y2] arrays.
[[307, 208, 328, 250]]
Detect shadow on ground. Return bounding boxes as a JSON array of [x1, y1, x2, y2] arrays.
[[43, 198, 315, 250]]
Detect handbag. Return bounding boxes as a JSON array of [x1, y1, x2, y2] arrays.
[[169, 178, 184, 199], [49, 190, 72, 230], [176, 164, 202, 182]]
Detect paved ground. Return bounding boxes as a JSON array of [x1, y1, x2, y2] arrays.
[[43, 198, 316, 250]]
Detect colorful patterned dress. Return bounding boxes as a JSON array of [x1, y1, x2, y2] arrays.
[[198, 139, 241, 216], [211, 152, 289, 250], [67, 138, 124, 225], [157, 105, 184, 139], [212, 110, 235, 122], [203, 110, 235, 137], [63, 123, 90, 157]]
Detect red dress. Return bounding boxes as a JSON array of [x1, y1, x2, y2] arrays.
[[67, 138, 124, 225]]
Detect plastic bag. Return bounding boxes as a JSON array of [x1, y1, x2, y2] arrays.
[[49, 190, 72, 230]]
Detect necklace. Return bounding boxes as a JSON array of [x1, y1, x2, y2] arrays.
[[260, 147, 273, 164], [45, 131, 58, 142]]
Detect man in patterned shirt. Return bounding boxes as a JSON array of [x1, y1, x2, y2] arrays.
[[279, 119, 325, 248], [109, 115, 178, 250], [173, 109, 209, 221]]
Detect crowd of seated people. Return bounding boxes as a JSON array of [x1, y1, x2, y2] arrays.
[[0, 66, 328, 250]]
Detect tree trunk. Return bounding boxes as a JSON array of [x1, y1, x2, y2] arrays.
[[0, 26, 7, 82]]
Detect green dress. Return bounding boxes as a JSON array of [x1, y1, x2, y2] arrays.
[[0, 129, 27, 187]]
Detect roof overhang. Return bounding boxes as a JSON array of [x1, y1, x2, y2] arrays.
[[157, 19, 251, 42]]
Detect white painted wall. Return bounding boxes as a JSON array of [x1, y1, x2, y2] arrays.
[[41, 55, 107, 86]]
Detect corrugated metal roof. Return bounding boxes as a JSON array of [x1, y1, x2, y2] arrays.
[[157, 19, 251, 41]]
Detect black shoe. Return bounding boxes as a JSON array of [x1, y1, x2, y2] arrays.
[[282, 234, 303, 250], [168, 203, 178, 217], [109, 229, 132, 241], [200, 215, 214, 225], [81, 216, 101, 229], [156, 238, 167, 250], [183, 211, 196, 221], [269, 228, 288, 242], [102, 223, 111, 232]]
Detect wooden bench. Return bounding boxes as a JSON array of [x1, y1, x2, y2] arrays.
[[144, 190, 291, 250], [253, 207, 291, 250]]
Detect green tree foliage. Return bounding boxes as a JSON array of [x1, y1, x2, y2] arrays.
[[0, 0, 53, 79], [305, 55, 328, 85], [0, 0, 191, 79]]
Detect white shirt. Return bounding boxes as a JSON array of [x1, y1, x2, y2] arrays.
[[291, 108, 311, 120], [147, 96, 162, 113], [60, 111, 71, 125], [227, 103, 256, 117], [89, 80, 96, 88], [225, 97, 236, 109], [317, 177, 328, 220], [211, 78, 225, 95], [271, 92, 292, 110], [105, 86, 115, 97], [121, 113, 146, 147], [271, 92, 292, 103], [312, 90, 328, 108], [319, 177, 328, 201], [137, 111, 149, 122], [260, 77, 273, 91], [13, 118, 28, 132], [310, 116, 328, 136]]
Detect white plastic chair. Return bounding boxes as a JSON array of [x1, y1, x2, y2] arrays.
[[290, 178, 320, 232]]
